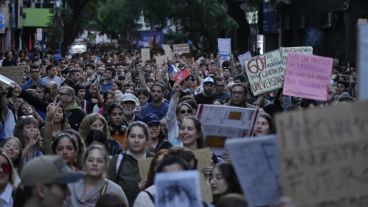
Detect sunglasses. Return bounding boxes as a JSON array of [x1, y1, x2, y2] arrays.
[[180, 109, 193, 114]]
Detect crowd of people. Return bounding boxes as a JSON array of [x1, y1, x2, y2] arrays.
[[0, 46, 359, 207]]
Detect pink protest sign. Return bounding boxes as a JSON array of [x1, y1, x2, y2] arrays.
[[283, 53, 332, 101]]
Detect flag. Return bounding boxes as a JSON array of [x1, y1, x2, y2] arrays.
[[167, 64, 191, 82]]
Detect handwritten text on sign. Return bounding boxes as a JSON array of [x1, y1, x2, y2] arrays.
[[275, 102, 368, 207], [280, 46, 313, 68], [173, 43, 190, 55], [245, 50, 284, 96], [283, 53, 332, 101]]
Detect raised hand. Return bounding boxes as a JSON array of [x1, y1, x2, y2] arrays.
[[46, 98, 61, 122]]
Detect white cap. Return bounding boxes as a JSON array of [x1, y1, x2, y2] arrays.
[[203, 77, 214, 84], [121, 93, 138, 105]]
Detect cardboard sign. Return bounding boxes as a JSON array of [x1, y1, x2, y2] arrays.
[[138, 157, 153, 181], [155, 171, 202, 207], [155, 55, 167, 66], [193, 148, 213, 203], [358, 23, 368, 100], [141, 48, 150, 63], [275, 102, 368, 207], [244, 49, 284, 96], [280, 46, 313, 68], [162, 44, 173, 61], [196, 104, 259, 156], [173, 43, 190, 55], [0, 66, 25, 84], [225, 135, 281, 206], [283, 53, 333, 101]]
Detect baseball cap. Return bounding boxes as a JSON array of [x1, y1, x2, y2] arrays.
[[203, 77, 214, 84], [142, 113, 160, 125], [21, 155, 85, 186], [121, 93, 138, 105]]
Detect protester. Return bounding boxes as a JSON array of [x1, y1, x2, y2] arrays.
[[1, 137, 23, 172], [67, 144, 128, 207], [142, 113, 172, 153], [195, 77, 216, 104], [58, 85, 86, 130], [51, 132, 80, 170], [13, 155, 84, 207], [140, 82, 169, 119], [96, 193, 128, 207], [0, 151, 19, 207], [108, 121, 154, 206], [253, 112, 275, 137], [13, 116, 43, 163], [209, 163, 242, 204], [79, 113, 122, 155]]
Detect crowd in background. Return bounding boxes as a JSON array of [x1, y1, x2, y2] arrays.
[[0, 45, 359, 207]]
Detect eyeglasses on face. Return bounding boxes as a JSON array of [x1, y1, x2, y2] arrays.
[[180, 109, 193, 114]]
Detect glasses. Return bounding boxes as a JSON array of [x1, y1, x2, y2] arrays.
[[180, 109, 193, 114]]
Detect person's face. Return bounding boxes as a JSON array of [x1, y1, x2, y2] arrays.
[[121, 101, 135, 116], [148, 123, 160, 139], [254, 117, 270, 136], [58, 88, 73, 105], [97, 67, 105, 75], [53, 106, 64, 123], [91, 119, 104, 131], [103, 70, 113, 80], [14, 98, 24, 110], [20, 104, 33, 115], [127, 126, 147, 154], [203, 83, 214, 96], [12, 86, 21, 97], [47, 67, 57, 77], [231, 86, 245, 104], [215, 80, 226, 94], [335, 83, 346, 94], [23, 123, 39, 140], [0, 155, 10, 188], [86, 67, 94, 76], [84, 149, 106, 178], [138, 94, 149, 106], [111, 83, 118, 91], [35, 87, 46, 100], [178, 105, 193, 121], [105, 94, 114, 106], [77, 89, 86, 99], [223, 69, 231, 78], [110, 108, 123, 125], [55, 137, 77, 166], [2, 139, 20, 162], [209, 166, 228, 195], [71, 72, 81, 82], [30, 68, 40, 79], [179, 118, 200, 148], [151, 85, 164, 102]]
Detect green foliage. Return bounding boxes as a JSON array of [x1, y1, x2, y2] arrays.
[[46, 7, 73, 50], [96, 0, 141, 37]]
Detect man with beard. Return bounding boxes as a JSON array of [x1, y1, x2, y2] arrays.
[[120, 93, 141, 126], [195, 77, 216, 105], [140, 83, 169, 119]]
